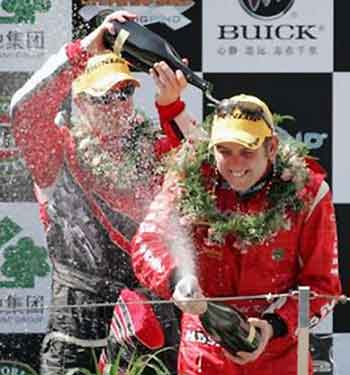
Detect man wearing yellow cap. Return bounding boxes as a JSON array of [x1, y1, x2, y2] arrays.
[[131, 94, 341, 375], [10, 10, 199, 375]]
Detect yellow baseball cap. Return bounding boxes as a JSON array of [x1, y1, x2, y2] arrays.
[[209, 94, 274, 150], [72, 51, 140, 97]]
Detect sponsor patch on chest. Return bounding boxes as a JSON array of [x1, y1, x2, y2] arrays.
[[201, 246, 224, 260], [272, 248, 285, 261]]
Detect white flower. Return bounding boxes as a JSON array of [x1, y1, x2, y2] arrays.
[[134, 113, 145, 125], [281, 168, 293, 181]]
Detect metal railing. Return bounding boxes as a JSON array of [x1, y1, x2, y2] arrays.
[[0, 287, 349, 374]]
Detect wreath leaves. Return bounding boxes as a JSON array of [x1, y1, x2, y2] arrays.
[[173, 138, 309, 246]]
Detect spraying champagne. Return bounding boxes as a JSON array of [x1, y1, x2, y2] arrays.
[[173, 275, 261, 356], [200, 301, 262, 355], [103, 20, 219, 104]]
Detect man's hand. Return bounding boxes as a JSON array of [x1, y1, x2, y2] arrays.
[[224, 317, 274, 365], [172, 275, 207, 315], [82, 10, 137, 55], [150, 61, 188, 106]]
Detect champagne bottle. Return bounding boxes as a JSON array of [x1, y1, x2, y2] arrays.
[[103, 20, 219, 104], [199, 302, 261, 355]]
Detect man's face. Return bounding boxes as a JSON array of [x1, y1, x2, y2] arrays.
[[213, 138, 277, 192], [79, 82, 137, 136]]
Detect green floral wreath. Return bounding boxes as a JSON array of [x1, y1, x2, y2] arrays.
[[71, 112, 161, 190], [174, 135, 310, 247]]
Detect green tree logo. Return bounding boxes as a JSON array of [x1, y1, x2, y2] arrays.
[[1, 237, 50, 288], [0, 216, 21, 248], [0, 0, 52, 24], [0, 217, 50, 288], [0, 96, 10, 116]]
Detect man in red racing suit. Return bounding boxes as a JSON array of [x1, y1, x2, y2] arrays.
[[131, 94, 341, 375], [10, 10, 202, 375]]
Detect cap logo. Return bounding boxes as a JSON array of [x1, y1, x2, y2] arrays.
[[247, 137, 260, 147], [85, 56, 126, 75], [216, 99, 267, 122], [231, 109, 262, 122]]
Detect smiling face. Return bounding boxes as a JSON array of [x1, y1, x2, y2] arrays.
[[214, 137, 278, 192]]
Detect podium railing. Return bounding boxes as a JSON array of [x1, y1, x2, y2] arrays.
[[0, 286, 349, 374]]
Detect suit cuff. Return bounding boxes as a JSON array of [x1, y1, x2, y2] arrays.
[[262, 313, 288, 338], [156, 98, 186, 123]]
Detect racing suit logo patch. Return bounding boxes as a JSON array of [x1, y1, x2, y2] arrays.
[[272, 248, 285, 261]]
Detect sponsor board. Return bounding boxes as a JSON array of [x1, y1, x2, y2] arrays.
[[333, 73, 350, 204], [0, 204, 51, 333], [310, 334, 333, 375], [334, 2, 350, 72], [74, 0, 195, 30], [202, 0, 333, 72], [0, 92, 34, 202], [72, 0, 202, 70], [133, 71, 203, 124], [0, 1, 71, 71], [239, 0, 295, 21], [0, 361, 37, 375], [333, 333, 350, 375]]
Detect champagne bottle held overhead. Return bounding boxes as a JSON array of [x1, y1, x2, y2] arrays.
[[103, 20, 219, 104], [199, 302, 262, 355]]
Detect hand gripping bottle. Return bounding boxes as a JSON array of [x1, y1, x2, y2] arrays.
[[103, 20, 219, 104], [200, 302, 262, 355]]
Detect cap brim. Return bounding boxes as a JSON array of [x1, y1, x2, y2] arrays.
[[73, 72, 140, 97], [209, 128, 264, 150]]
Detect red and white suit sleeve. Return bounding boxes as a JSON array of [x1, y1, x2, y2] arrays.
[[131, 177, 180, 299], [10, 40, 90, 188], [154, 99, 185, 157], [265, 179, 341, 342]]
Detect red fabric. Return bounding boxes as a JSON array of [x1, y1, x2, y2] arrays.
[[131, 160, 341, 375], [156, 98, 185, 124], [156, 99, 185, 152], [11, 43, 84, 188], [65, 39, 91, 78], [98, 289, 165, 375], [117, 289, 165, 349], [177, 315, 314, 375]]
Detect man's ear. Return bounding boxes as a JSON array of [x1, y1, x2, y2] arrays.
[[268, 136, 279, 161]]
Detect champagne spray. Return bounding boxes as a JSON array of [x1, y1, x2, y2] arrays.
[[166, 215, 261, 356]]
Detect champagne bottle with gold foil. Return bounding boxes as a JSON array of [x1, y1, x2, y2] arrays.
[[103, 20, 219, 104], [199, 302, 261, 355]]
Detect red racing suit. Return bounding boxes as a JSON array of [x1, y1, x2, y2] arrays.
[[131, 158, 341, 375], [10, 40, 186, 374]]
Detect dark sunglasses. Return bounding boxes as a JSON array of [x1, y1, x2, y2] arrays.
[[89, 84, 136, 105], [215, 98, 274, 131]]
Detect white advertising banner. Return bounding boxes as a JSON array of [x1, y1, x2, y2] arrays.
[[0, 0, 72, 72], [134, 71, 203, 124], [202, 0, 333, 73], [333, 73, 350, 204], [0, 203, 51, 333], [75, 0, 195, 30]]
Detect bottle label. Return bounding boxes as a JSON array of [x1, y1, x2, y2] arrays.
[[113, 28, 130, 55], [247, 324, 256, 343]]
